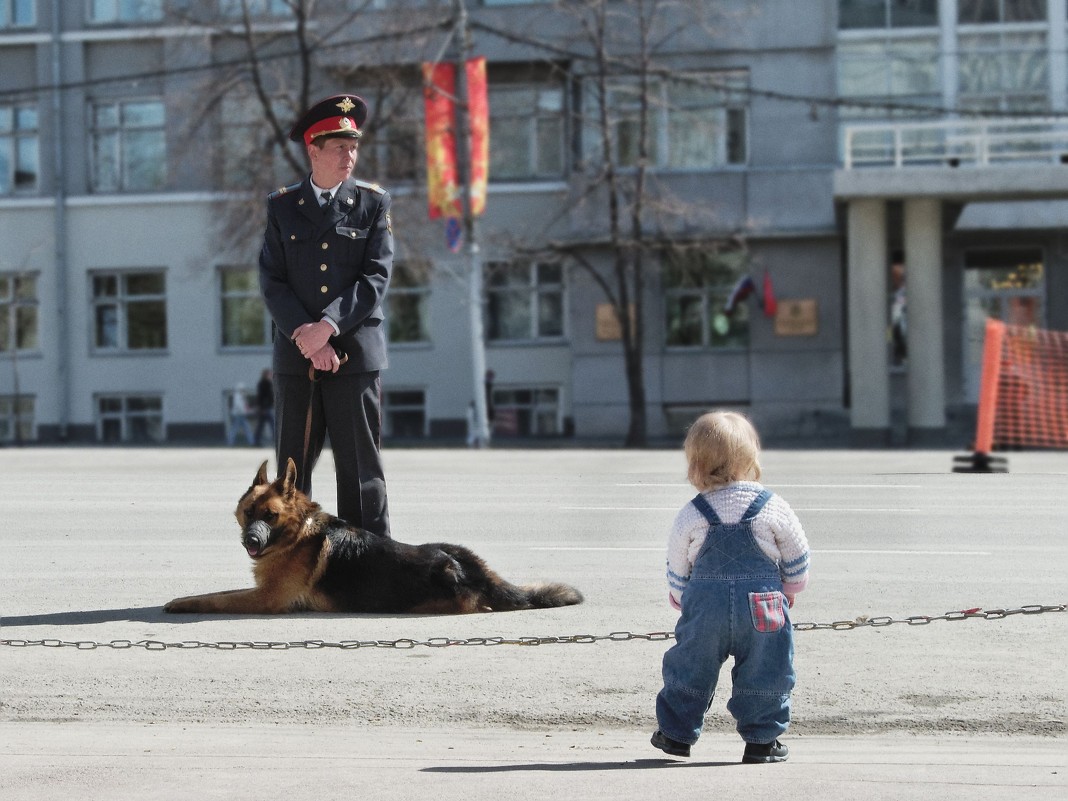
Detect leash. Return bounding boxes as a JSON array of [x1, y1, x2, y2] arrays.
[[301, 350, 348, 484]]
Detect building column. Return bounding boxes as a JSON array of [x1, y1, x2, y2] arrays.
[[847, 198, 890, 439], [903, 198, 946, 438]]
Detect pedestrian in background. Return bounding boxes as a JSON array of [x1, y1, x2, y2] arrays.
[[651, 410, 810, 763], [254, 368, 275, 447], [227, 383, 254, 446]]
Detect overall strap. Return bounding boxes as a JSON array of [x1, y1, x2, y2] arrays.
[[691, 493, 722, 526], [741, 489, 773, 522]]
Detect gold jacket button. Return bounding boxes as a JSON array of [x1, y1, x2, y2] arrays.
[[321, 242, 329, 250], [320, 285, 328, 293], [290, 234, 296, 240], [320, 264, 328, 271]]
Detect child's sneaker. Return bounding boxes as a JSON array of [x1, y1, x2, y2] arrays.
[[742, 739, 789, 763], [650, 730, 691, 757]]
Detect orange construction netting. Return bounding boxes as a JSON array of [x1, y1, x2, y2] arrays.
[[974, 318, 1068, 453]]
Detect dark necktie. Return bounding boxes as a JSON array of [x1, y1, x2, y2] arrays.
[[321, 191, 333, 208]]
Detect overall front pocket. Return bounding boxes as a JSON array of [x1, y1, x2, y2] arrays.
[[748, 591, 786, 633]]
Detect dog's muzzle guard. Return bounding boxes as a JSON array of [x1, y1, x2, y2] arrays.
[[243, 520, 273, 558]]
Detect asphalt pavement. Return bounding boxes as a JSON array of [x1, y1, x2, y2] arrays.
[[1, 446, 1066, 800]]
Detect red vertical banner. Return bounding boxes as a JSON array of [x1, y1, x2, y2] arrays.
[[422, 62, 461, 220], [465, 56, 489, 217]]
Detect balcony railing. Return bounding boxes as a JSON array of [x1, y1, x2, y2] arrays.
[[842, 118, 1068, 169]]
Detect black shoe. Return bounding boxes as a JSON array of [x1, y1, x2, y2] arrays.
[[742, 739, 789, 763], [650, 730, 691, 757]]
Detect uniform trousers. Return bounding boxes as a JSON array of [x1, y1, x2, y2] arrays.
[[274, 370, 390, 538]]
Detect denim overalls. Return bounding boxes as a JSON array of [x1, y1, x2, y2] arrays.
[[656, 489, 795, 746]]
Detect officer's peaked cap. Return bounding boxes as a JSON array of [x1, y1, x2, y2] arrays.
[[288, 94, 368, 146]]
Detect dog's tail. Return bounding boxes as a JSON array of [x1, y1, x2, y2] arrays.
[[514, 582, 584, 609]]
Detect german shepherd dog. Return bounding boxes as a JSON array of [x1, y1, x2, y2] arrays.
[[164, 459, 583, 615]]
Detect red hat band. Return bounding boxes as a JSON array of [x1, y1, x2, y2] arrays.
[[304, 115, 363, 146]]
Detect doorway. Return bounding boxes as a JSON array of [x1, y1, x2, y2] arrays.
[[962, 248, 1045, 401]]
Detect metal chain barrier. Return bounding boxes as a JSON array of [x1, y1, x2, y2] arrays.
[[1, 603, 1063, 652]]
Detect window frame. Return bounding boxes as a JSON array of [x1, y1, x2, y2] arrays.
[[89, 98, 167, 193], [219, 0, 291, 18], [0, 393, 35, 443], [838, 0, 940, 30], [490, 385, 562, 438], [218, 265, 271, 350], [484, 260, 567, 344], [90, 269, 168, 354], [0, 102, 39, 194], [0, 272, 40, 355], [489, 82, 567, 181], [1, 0, 35, 28], [662, 250, 751, 351], [383, 388, 428, 438], [585, 71, 749, 171], [96, 393, 165, 443], [86, 0, 164, 24], [387, 262, 431, 346]]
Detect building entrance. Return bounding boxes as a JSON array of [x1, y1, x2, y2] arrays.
[[962, 248, 1045, 401]]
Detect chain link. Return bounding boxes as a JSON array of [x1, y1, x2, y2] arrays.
[[1, 603, 1062, 652]]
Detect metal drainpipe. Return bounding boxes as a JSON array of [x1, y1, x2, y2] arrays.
[[51, 0, 69, 440]]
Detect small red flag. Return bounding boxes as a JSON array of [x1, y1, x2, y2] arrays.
[[762, 269, 777, 318]]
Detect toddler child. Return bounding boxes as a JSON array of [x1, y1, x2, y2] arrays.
[[651, 410, 810, 763]]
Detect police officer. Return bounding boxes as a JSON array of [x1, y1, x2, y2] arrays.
[[259, 94, 392, 537]]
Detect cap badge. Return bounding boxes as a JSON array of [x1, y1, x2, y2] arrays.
[[336, 97, 356, 114], [339, 118, 353, 130]]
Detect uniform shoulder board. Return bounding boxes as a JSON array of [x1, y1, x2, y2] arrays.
[[352, 179, 386, 195], [268, 182, 302, 200]]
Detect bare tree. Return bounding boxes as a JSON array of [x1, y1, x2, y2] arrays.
[[168, 0, 450, 260], [495, 0, 743, 446]]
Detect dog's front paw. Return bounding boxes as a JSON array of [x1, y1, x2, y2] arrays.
[[163, 597, 197, 613]]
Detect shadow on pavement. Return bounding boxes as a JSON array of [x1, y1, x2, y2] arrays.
[[423, 759, 737, 772]]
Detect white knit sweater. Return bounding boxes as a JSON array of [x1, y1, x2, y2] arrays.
[[666, 481, 810, 607]]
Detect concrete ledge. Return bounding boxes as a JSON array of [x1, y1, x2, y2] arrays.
[[834, 165, 1068, 201]]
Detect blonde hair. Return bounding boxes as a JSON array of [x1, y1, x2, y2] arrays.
[[684, 410, 762, 491]]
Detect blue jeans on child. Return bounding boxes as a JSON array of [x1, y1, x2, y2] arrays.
[[656, 490, 795, 746]]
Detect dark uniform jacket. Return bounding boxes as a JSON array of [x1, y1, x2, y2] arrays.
[[259, 175, 393, 376]]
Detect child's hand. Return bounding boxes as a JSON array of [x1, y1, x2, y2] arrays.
[[784, 593, 796, 608], [669, 593, 682, 611]]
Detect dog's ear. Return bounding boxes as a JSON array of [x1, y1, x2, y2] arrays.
[[282, 457, 299, 498], [254, 460, 270, 487]]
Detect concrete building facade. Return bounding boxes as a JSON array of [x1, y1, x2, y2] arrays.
[[1, 1, 1066, 447]]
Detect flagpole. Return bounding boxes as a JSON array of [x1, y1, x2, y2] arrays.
[[453, 0, 491, 446]]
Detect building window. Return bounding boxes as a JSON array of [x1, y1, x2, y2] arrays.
[[97, 394, 164, 443], [491, 387, 560, 438], [837, 38, 941, 115], [485, 261, 565, 342], [1, 0, 34, 27], [387, 262, 430, 344], [664, 250, 750, 349], [489, 84, 565, 180], [91, 271, 167, 352], [0, 104, 39, 194], [0, 394, 34, 443], [959, 0, 1046, 23], [87, 0, 164, 23], [839, 0, 939, 29], [0, 273, 39, 354], [361, 106, 422, 184], [219, 94, 291, 190], [587, 71, 748, 170], [383, 389, 426, 438], [91, 99, 166, 192], [220, 0, 291, 17], [959, 31, 1049, 112], [220, 266, 269, 348]]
